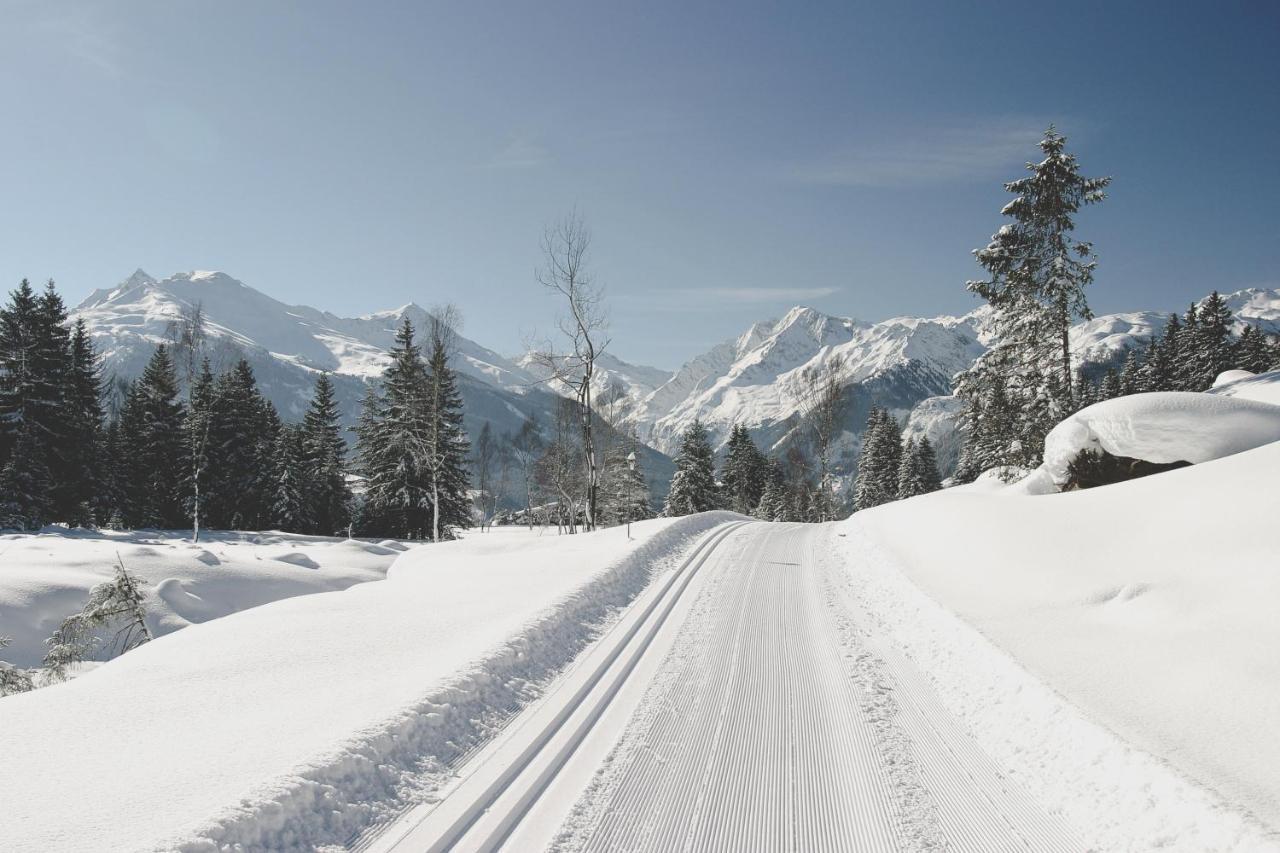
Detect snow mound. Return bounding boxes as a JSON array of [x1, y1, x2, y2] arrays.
[[1213, 369, 1256, 388], [0, 529, 403, 668], [1209, 368, 1280, 406], [1040, 391, 1280, 488]]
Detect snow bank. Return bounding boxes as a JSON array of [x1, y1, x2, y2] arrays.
[[846, 440, 1280, 846], [1038, 391, 1280, 488], [1210, 369, 1280, 406], [0, 528, 403, 669], [0, 514, 738, 852]]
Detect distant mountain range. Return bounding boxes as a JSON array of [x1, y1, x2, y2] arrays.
[[73, 269, 1280, 486]]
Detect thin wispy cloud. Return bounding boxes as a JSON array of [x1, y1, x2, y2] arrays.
[[792, 118, 1067, 188], [486, 134, 551, 169], [32, 6, 123, 77], [644, 286, 841, 308]]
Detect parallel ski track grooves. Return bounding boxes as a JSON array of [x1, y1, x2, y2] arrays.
[[576, 524, 898, 852], [408, 520, 750, 853], [557, 523, 1079, 853]]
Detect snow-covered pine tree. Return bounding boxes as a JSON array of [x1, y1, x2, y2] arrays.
[[719, 424, 767, 515], [912, 436, 942, 495], [301, 374, 352, 535], [44, 557, 152, 681], [1147, 313, 1182, 392], [958, 127, 1109, 469], [663, 419, 719, 516], [424, 323, 471, 540], [204, 360, 275, 530], [0, 280, 42, 475], [271, 424, 308, 532], [1175, 304, 1201, 391], [33, 282, 75, 517], [1100, 367, 1122, 400], [1190, 291, 1234, 389], [0, 636, 33, 696], [1233, 325, 1275, 374], [1119, 349, 1144, 396], [0, 423, 52, 530], [969, 126, 1110, 397], [356, 319, 433, 539], [896, 437, 917, 500], [599, 429, 652, 527], [754, 457, 787, 521], [117, 345, 187, 528], [854, 407, 903, 510], [60, 320, 106, 527]]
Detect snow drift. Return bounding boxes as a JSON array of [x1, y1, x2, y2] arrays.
[[0, 514, 738, 852], [847, 437, 1280, 847], [0, 528, 403, 669]]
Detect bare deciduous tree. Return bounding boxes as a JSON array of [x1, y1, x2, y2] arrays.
[[534, 397, 585, 534], [166, 300, 208, 389], [508, 415, 543, 528], [798, 355, 848, 522], [531, 212, 609, 532]]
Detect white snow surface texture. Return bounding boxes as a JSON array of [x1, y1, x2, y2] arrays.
[[0, 514, 736, 852], [1038, 388, 1280, 487], [850, 437, 1280, 845], [0, 529, 405, 668]]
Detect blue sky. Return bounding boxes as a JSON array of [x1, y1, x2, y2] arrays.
[[1, 1, 1276, 368]]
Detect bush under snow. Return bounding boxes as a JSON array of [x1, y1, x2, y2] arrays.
[[1037, 390, 1280, 490]]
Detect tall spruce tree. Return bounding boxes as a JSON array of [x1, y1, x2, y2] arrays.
[[203, 360, 275, 530], [355, 319, 434, 539], [301, 374, 352, 535], [0, 280, 43, 471], [958, 127, 1109, 471], [720, 424, 767, 515], [599, 430, 651, 527], [854, 407, 903, 510], [271, 424, 309, 531], [423, 326, 471, 540], [754, 457, 787, 521], [663, 419, 719, 516], [117, 345, 187, 528], [1189, 291, 1234, 389], [60, 320, 106, 526]]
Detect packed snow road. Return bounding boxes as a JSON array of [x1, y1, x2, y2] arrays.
[[374, 521, 1079, 852]]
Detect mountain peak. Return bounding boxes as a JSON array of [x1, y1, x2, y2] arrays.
[[125, 268, 155, 287]]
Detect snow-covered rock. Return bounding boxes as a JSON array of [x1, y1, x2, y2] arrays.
[[1209, 369, 1280, 406], [1039, 391, 1280, 488]]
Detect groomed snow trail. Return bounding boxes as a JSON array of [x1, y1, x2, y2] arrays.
[[381, 522, 1080, 852]]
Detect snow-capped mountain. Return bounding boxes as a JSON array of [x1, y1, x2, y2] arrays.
[[74, 270, 1280, 486], [618, 305, 990, 457], [77, 269, 538, 398], [72, 270, 678, 495]]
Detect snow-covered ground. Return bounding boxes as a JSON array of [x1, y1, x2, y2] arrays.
[[0, 528, 410, 670], [847, 436, 1280, 847], [0, 515, 735, 852]]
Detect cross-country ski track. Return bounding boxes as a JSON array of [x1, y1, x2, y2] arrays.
[[369, 520, 1080, 852]]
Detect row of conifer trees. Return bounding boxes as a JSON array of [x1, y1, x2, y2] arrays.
[[0, 278, 478, 540]]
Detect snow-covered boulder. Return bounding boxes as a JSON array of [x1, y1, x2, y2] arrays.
[[1040, 391, 1280, 489], [1208, 368, 1280, 406], [1212, 369, 1256, 389]]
